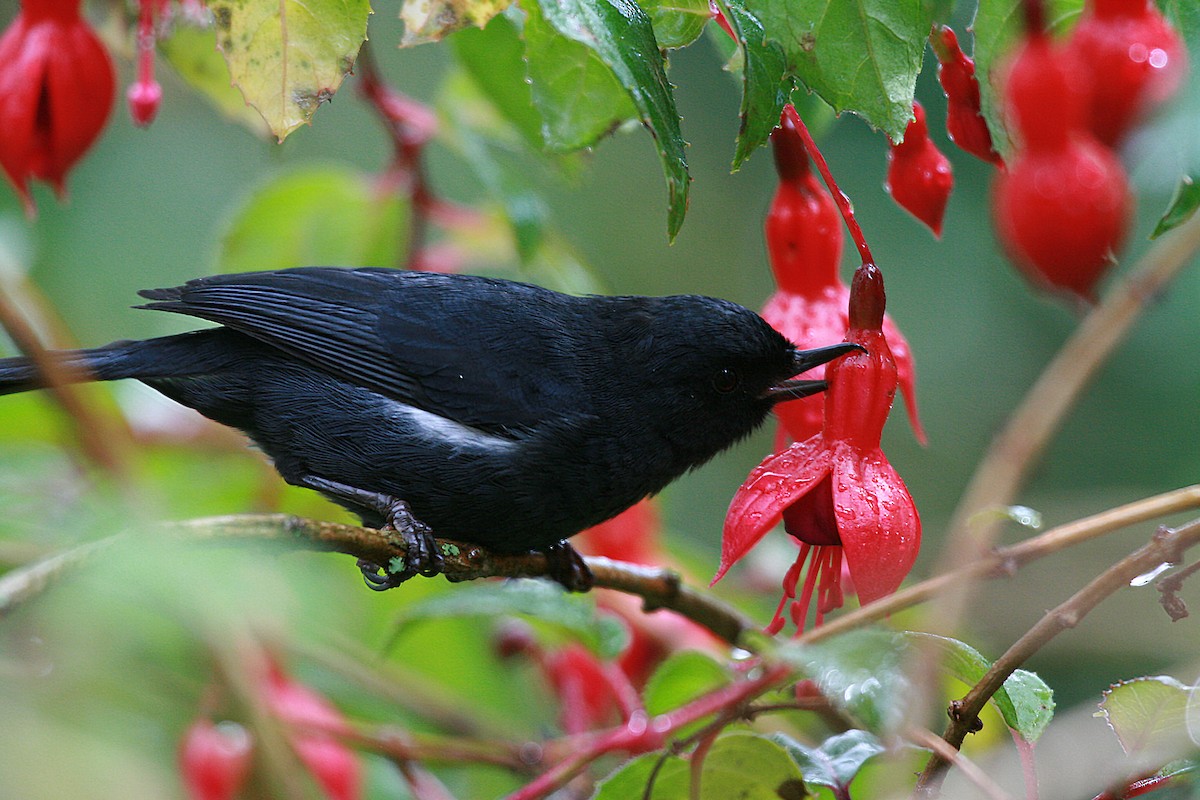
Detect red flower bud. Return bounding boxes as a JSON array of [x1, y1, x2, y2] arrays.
[[885, 102, 953, 238], [933, 26, 1003, 166], [1002, 32, 1089, 152], [544, 644, 630, 734], [0, 0, 115, 213], [263, 660, 362, 800], [128, 0, 165, 127], [179, 719, 253, 800], [993, 29, 1133, 301], [1065, 0, 1187, 145], [577, 501, 719, 687]]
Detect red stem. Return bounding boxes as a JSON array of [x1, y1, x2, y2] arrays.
[[505, 663, 791, 800], [356, 45, 439, 267], [781, 105, 875, 267]]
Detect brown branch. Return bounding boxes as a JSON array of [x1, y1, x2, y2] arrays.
[[0, 515, 759, 646], [0, 273, 131, 474], [913, 517, 1200, 797], [905, 726, 1015, 800]]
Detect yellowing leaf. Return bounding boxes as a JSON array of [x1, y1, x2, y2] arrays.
[[399, 0, 514, 45], [209, 0, 371, 141], [160, 26, 270, 137]]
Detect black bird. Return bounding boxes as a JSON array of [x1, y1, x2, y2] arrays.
[[0, 267, 858, 590]]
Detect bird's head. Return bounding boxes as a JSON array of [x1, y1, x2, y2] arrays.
[[606, 295, 860, 465]]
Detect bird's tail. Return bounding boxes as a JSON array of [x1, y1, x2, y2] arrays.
[[0, 330, 239, 396]]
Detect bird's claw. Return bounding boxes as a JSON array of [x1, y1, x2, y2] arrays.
[[299, 475, 443, 590], [357, 558, 404, 591], [543, 540, 593, 593], [358, 499, 444, 590]]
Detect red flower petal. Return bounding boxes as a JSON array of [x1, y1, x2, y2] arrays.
[[828, 442, 920, 605], [714, 438, 832, 583]]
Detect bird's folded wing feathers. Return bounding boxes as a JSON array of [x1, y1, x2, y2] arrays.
[[138, 267, 581, 433]]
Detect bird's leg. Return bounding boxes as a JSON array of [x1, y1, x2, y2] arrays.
[[299, 475, 444, 590], [542, 540, 594, 593]]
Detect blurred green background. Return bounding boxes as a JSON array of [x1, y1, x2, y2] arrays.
[[1, 3, 1199, 798]]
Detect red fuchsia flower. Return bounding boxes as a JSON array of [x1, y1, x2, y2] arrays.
[[885, 102, 954, 238], [544, 643, 640, 734], [715, 264, 921, 634], [577, 502, 719, 686], [0, 0, 115, 214], [494, 622, 640, 734], [932, 25, 1003, 167], [993, 15, 1132, 302], [128, 0, 167, 127], [179, 719, 254, 800], [1065, 0, 1187, 147], [262, 659, 363, 800], [763, 106, 923, 444]]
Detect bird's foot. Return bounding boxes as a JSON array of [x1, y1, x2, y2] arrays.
[[300, 475, 443, 590], [543, 540, 593, 593]]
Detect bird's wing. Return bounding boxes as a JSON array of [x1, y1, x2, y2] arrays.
[[137, 267, 584, 433]]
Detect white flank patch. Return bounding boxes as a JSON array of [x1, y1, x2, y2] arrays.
[[392, 401, 517, 453]]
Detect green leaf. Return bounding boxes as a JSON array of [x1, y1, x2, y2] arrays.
[[745, 0, 933, 139], [1152, 174, 1200, 239], [208, 0, 370, 141], [779, 629, 912, 733], [400, 0, 515, 45], [642, 651, 731, 739], [718, 0, 792, 170], [523, 1, 640, 151], [636, 0, 712, 47], [909, 632, 1054, 742], [218, 167, 408, 272], [971, 0, 1085, 154], [1099, 676, 1192, 755], [593, 752, 690, 799], [697, 733, 808, 800], [160, 26, 270, 137], [528, 0, 691, 240], [1163, 0, 1200, 53], [439, 69, 551, 261], [771, 730, 885, 792], [453, 12, 547, 148], [389, 579, 629, 658]]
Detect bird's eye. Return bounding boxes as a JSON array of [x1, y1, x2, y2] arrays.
[[711, 367, 740, 394]]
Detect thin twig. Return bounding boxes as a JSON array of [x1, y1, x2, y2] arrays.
[[933, 209, 1200, 638], [0, 273, 131, 473], [905, 726, 1015, 800], [913, 518, 1200, 797]]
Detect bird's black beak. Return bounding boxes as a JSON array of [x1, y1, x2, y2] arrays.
[[762, 342, 865, 403]]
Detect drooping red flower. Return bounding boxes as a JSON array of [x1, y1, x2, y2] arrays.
[[0, 0, 115, 213], [933, 25, 1003, 166], [993, 21, 1132, 302], [1065, 0, 1186, 146], [885, 102, 954, 238], [576, 501, 719, 687], [128, 0, 166, 127], [763, 106, 923, 444], [179, 719, 253, 800], [543, 643, 638, 734], [262, 660, 363, 800], [715, 264, 920, 634]]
